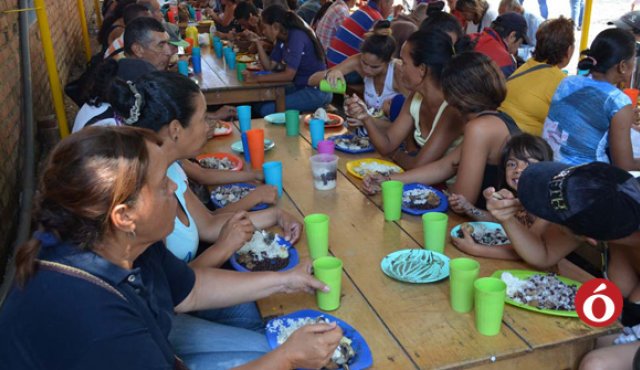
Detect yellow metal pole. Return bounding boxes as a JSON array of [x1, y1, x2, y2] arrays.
[[34, 0, 70, 138], [579, 0, 594, 53], [78, 0, 91, 61], [93, 0, 102, 28]]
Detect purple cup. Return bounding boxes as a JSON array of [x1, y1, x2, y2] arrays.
[[317, 140, 335, 155]]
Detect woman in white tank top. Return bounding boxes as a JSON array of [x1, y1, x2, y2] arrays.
[[308, 20, 408, 119]]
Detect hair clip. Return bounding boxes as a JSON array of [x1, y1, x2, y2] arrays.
[[124, 81, 144, 125], [584, 56, 597, 66]]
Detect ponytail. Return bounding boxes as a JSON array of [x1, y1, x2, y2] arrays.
[[15, 239, 42, 288], [262, 5, 325, 61], [577, 29, 635, 75]]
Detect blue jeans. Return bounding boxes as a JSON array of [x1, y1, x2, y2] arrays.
[[518, 0, 548, 19], [570, 0, 585, 27], [255, 85, 332, 117], [169, 303, 270, 370]]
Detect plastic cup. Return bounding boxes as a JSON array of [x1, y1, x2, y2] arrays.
[[309, 118, 325, 149], [449, 258, 480, 313], [185, 37, 194, 54], [177, 60, 189, 76], [317, 140, 335, 155], [195, 9, 202, 21], [474, 277, 507, 336], [381, 180, 403, 221], [319, 79, 346, 94], [304, 213, 329, 259], [240, 132, 251, 162], [313, 256, 343, 311], [309, 154, 338, 190], [237, 62, 247, 82], [285, 110, 300, 136], [228, 50, 237, 69], [191, 46, 201, 56], [245, 129, 265, 169], [263, 161, 283, 197], [191, 54, 202, 74], [624, 88, 639, 108], [422, 212, 448, 253], [238, 105, 251, 133], [214, 42, 223, 58]]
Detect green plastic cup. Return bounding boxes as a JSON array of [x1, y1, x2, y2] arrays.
[[422, 212, 448, 253], [474, 277, 507, 336], [304, 213, 329, 259], [285, 110, 300, 136], [313, 256, 343, 311], [236, 62, 247, 82], [319, 79, 346, 94], [449, 258, 480, 313], [381, 180, 403, 221]]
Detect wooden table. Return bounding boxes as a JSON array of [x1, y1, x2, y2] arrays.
[[202, 119, 619, 369], [195, 48, 289, 112]]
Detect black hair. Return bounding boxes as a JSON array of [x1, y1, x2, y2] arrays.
[[123, 4, 151, 25], [578, 28, 636, 74], [234, 0, 259, 20], [406, 29, 470, 86], [124, 17, 166, 55], [361, 20, 396, 63], [499, 133, 553, 192], [107, 71, 201, 131], [85, 59, 120, 107], [261, 5, 324, 60], [98, 0, 136, 46], [419, 6, 465, 43]]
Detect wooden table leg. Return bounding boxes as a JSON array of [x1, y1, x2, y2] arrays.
[[275, 87, 286, 112]]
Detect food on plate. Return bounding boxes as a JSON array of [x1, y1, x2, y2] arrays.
[[313, 108, 341, 126], [402, 188, 441, 210], [501, 272, 577, 311], [456, 223, 510, 245], [267, 316, 355, 369], [211, 184, 253, 206], [235, 230, 290, 271], [198, 156, 235, 170], [206, 120, 231, 138], [334, 136, 371, 151], [353, 162, 401, 177], [236, 53, 254, 63], [386, 249, 445, 281]]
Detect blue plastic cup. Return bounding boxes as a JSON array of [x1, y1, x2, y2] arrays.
[[191, 54, 202, 74], [177, 60, 189, 76], [263, 161, 283, 197], [240, 132, 251, 163], [214, 42, 223, 58], [228, 50, 237, 70], [309, 118, 325, 149], [238, 105, 252, 133]]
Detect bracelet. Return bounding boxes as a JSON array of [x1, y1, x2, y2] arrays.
[[324, 70, 330, 80]]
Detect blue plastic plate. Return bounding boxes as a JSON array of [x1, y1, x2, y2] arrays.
[[401, 183, 448, 216], [209, 183, 269, 211], [230, 236, 299, 272], [450, 222, 510, 246], [328, 134, 375, 154], [380, 249, 450, 284], [231, 139, 275, 153], [265, 309, 373, 370], [264, 113, 286, 125], [253, 71, 273, 75]]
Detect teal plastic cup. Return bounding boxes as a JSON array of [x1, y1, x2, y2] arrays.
[[313, 256, 343, 311], [285, 110, 300, 136], [474, 277, 507, 336]]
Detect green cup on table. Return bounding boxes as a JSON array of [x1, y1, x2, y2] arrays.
[[285, 110, 300, 136], [449, 258, 480, 313], [381, 180, 403, 221], [236, 62, 247, 82], [422, 212, 448, 253], [474, 277, 507, 336], [304, 213, 329, 259], [313, 256, 343, 311]]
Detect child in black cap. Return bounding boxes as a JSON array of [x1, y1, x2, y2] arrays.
[[486, 161, 640, 370]]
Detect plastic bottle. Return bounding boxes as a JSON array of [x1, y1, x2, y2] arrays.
[[209, 21, 217, 46], [185, 23, 199, 44]]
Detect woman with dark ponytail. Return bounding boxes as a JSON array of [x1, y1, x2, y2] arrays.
[[344, 29, 467, 170], [309, 20, 408, 120], [541, 28, 640, 171], [0, 127, 342, 369], [242, 5, 331, 116]]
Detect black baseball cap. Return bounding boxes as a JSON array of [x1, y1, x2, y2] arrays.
[[493, 12, 529, 44], [518, 162, 640, 240], [608, 11, 640, 34]]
